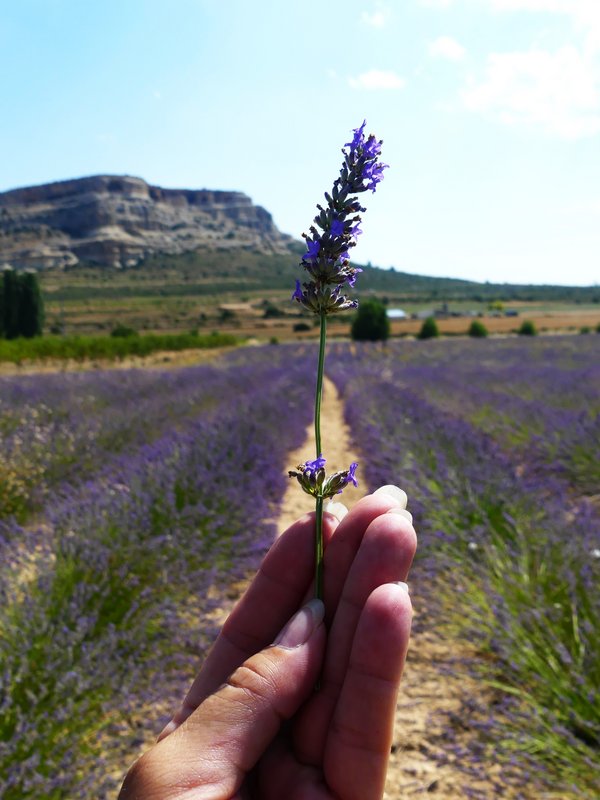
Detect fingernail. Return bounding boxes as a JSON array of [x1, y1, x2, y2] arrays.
[[374, 485, 408, 508], [326, 500, 348, 522], [395, 581, 410, 594], [157, 720, 177, 740], [273, 599, 325, 649], [386, 507, 413, 524]]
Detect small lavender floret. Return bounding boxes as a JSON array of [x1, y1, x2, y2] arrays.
[[288, 455, 359, 499], [292, 120, 387, 316]]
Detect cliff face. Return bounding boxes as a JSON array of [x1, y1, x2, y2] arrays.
[[0, 175, 292, 269]]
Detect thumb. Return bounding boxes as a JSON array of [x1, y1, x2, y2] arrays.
[[120, 599, 326, 799]]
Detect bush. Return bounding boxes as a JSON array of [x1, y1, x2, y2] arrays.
[[417, 317, 439, 340], [293, 322, 311, 332], [262, 302, 285, 319], [518, 320, 537, 336], [580, 326, 591, 335], [110, 325, 138, 338], [0, 331, 239, 364], [351, 299, 390, 342], [468, 320, 488, 338]]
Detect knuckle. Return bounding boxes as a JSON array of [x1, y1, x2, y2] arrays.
[[226, 660, 280, 710]]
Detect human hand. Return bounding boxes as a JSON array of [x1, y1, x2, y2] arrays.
[[119, 485, 416, 800]]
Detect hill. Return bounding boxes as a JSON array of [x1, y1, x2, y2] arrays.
[[0, 175, 291, 270], [1, 174, 597, 305], [39, 247, 600, 306]]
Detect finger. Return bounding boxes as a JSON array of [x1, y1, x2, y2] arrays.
[[325, 583, 412, 800], [294, 508, 416, 763], [321, 490, 410, 628], [158, 511, 339, 739], [121, 601, 327, 800]]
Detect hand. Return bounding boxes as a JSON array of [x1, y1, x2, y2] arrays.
[[119, 486, 416, 800]]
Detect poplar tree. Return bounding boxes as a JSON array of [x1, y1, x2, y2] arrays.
[[19, 271, 45, 337], [0, 268, 45, 339], [2, 268, 21, 339]]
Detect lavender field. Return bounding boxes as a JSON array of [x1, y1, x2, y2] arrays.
[[329, 335, 600, 797], [1, 336, 599, 798], [0, 348, 316, 799]]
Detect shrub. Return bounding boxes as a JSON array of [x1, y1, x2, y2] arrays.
[[468, 320, 488, 338], [262, 302, 285, 319], [580, 326, 591, 335], [293, 322, 311, 332], [417, 317, 439, 340], [110, 325, 138, 338], [518, 320, 537, 336], [351, 299, 390, 342]]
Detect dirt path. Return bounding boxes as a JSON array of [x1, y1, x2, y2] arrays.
[[277, 377, 363, 534]]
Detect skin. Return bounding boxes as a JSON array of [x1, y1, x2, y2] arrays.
[[119, 487, 417, 800]]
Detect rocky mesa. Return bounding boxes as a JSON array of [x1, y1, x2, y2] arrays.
[[0, 175, 293, 269]]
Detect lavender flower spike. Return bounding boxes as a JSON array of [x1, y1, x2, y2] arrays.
[[289, 122, 385, 601], [292, 120, 388, 316]]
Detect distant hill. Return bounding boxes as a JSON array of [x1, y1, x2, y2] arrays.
[[1, 175, 597, 304], [39, 246, 600, 305], [0, 175, 292, 270]]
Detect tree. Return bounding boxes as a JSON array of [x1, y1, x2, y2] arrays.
[[351, 299, 390, 342], [417, 317, 439, 340], [518, 320, 537, 336], [468, 320, 488, 338], [2, 268, 21, 339], [0, 268, 45, 339], [18, 271, 45, 338]]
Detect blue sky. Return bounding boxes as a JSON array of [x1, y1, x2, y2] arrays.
[[1, 0, 599, 286]]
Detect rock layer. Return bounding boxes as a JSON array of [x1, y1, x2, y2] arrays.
[[0, 175, 292, 269]]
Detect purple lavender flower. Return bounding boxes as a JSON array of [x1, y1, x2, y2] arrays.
[[304, 454, 327, 474], [292, 121, 387, 315], [330, 218, 345, 237], [292, 279, 303, 302], [289, 455, 359, 499], [344, 461, 359, 488], [303, 239, 321, 263]]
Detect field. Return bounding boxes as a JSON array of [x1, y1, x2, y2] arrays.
[[36, 256, 600, 342], [1, 336, 599, 798]]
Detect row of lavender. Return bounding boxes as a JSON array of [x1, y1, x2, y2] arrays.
[[329, 335, 600, 798], [0, 347, 316, 799], [0, 362, 268, 522]]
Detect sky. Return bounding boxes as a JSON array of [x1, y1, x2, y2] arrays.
[[1, 0, 599, 287]]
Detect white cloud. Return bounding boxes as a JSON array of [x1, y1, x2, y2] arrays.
[[461, 46, 600, 138], [348, 70, 407, 90], [428, 36, 466, 61], [361, 10, 387, 27]]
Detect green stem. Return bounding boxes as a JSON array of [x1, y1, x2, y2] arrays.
[[315, 496, 324, 600], [314, 313, 327, 458], [314, 312, 327, 600]]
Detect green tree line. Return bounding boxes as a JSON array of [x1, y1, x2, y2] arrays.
[[0, 268, 45, 339]]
